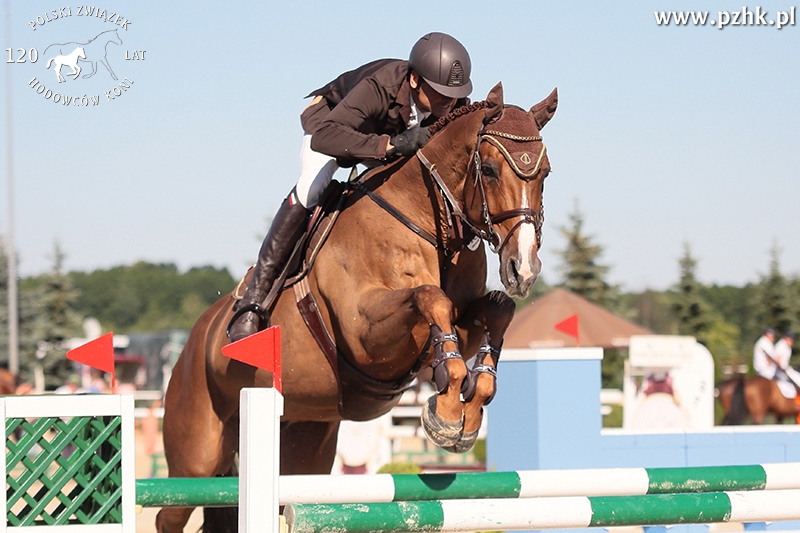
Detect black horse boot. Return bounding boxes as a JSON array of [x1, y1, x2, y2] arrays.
[[228, 191, 309, 342]]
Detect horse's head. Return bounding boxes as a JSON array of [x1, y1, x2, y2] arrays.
[[77, 47, 86, 59], [465, 83, 558, 298]]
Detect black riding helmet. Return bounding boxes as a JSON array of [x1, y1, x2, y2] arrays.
[[408, 32, 472, 99]]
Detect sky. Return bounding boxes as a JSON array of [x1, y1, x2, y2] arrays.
[[2, 0, 799, 293]]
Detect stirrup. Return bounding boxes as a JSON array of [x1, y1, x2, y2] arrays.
[[462, 333, 501, 404], [430, 325, 467, 395], [226, 303, 269, 339]]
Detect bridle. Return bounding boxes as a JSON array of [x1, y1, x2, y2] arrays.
[[416, 125, 547, 254]]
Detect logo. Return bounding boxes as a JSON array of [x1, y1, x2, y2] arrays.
[[6, 7, 146, 108], [520, 153, 532, 165]]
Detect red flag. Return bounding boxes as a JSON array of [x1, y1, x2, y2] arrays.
[[66, 332, 116, 391], [555, 314, 580, 347], [221, 326, 282, 394]]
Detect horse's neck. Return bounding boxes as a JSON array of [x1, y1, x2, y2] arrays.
[[382, 112, 481, 219]]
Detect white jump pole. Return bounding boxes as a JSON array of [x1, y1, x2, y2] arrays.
[[239, 387, 284, 533]]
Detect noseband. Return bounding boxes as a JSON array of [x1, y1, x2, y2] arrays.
[[417, 127, 546, 254]]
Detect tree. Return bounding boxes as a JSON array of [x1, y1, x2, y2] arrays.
[[556, 202, 618, 307], [671, 243, 715, 342], [21, 243, 84, 389], [755, 243, 796, 335]]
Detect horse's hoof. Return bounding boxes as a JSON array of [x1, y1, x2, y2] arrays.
[[421, 394, 463, 449], [443, 428, 479, 454]]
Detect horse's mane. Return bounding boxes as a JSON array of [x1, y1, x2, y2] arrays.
[[428, 100, 486, 136]]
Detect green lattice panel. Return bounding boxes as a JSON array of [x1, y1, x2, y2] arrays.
[[5, 415, 123, 527]]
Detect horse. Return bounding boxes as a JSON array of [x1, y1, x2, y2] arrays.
[[717, 375, 800, 424], [156, 82, 558, 533], [0, 369, 18, 396], [46, 47, 86, 83], [44, 30, 122, 82]]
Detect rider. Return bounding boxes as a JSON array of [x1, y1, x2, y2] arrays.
[[752, 328, 777, 379], [775, 331, 800, 392], [228, 32, 473, 342]]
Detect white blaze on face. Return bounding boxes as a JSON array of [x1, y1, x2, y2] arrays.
[[516, 188, 539, 278]]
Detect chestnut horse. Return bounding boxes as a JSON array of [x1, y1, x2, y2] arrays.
[[157, 83, 558, 532], [718, 376, 800, 424]]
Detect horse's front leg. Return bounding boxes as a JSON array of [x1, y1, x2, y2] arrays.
[[451, 290, 516, 452], [357, 284, 467, 447]]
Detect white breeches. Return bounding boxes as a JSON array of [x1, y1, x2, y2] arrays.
[[295, 134, 339, 208]]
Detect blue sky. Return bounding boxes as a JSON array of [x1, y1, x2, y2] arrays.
[[2, 0, 799, 292]]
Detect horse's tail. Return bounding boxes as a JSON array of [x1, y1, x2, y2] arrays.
[[46, 57, 54, 69], [202, 466, 238, 533], [722, 377, 749, 425]]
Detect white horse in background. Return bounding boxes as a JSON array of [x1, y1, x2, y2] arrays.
[[46, 47, 86, 83]]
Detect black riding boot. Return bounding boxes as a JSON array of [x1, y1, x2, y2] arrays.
[[228, 191, 309, 342]]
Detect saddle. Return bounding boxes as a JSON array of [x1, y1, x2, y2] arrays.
[[232, 176, 426, 420]]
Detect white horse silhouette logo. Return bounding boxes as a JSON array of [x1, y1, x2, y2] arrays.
[[44, 30, 123, 83], [46, 47, 86, 83]]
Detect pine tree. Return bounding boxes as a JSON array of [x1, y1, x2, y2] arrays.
[[22, 243, 84, 389], [671, 243, 714, 343], [556, 202, 618, 307], [754, 244, 796, 338]]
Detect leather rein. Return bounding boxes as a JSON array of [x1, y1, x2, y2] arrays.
[[357, 126, 546, 257]]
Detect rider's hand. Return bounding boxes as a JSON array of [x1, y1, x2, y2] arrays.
[[388, 126, 430, 158]]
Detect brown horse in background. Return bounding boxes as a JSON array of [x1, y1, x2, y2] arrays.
[[157, 83, 558, 532], [718, 375, 800, 424], [0, 369, 18, 395]]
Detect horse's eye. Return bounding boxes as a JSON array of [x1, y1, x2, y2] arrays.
[[481, 165, 496, 178]]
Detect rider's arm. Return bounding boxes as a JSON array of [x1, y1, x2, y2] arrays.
[[310, 77, 397, 162]]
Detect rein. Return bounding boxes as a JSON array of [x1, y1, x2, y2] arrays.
[[357, 119, 547, 259], [417, 127, 546, 254]]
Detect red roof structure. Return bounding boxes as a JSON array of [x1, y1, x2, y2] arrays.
[[504, 288, 652, 349]]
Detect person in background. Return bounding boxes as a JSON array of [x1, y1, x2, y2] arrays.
[[752, 328, 777, 379], [775, 331, 800, 390]]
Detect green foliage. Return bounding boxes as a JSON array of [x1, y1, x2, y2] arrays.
[[619, 290, 676, 334], [755, 244, 796, 335], [472, 439, 486, 464], [376, 462, 423, 474], [556, 201, 619, 308], [70, 262, 236, 332], [671, 243, 715, 342], [19, 243, 84, 388]]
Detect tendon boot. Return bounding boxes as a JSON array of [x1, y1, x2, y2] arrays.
[[227, 190, 310, 342]]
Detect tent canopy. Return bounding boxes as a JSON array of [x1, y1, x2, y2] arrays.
[[504, 288, 652, 349]]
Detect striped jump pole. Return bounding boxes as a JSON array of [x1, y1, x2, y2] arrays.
[[135, 462, 800, 507], [285, 489, 800, 533]]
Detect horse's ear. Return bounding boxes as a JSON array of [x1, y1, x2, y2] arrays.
[[483, 82, 504, 125], [529, 88, 558, 130]]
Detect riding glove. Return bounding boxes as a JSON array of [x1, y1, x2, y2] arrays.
[[389, 126, 430, 158]]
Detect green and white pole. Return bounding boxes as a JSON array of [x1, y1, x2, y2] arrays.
[[278, 463, 800, 504], [285, 489, 800, 533], [136, 463, 800, 507]]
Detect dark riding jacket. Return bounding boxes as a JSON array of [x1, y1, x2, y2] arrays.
[[301, 59, 465, 167]]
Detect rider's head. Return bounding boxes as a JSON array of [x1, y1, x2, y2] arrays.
[[784, 331, 796, 344], [764, 328, 776, 341], [408, 32, 472, 119]]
